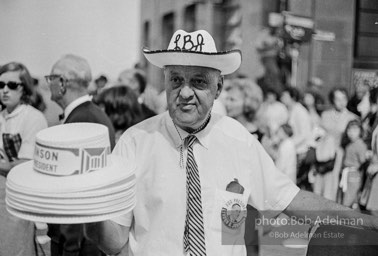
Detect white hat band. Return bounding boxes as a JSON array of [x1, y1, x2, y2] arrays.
[[33, 142, 111, 176]]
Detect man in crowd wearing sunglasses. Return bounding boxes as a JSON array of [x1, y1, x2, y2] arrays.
[[45, 54, 116, 256]]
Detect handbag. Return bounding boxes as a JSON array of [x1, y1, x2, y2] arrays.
[[315, 158, 335, 175], [314, 135, 336, 175]]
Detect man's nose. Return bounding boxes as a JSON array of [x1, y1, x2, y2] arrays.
[[179, 84, 194, 99]]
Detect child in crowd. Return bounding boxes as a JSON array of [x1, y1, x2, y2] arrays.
[[339, 119, 369, 208], [272, 124, 297, 183]]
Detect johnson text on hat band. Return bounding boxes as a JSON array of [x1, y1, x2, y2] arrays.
[[34, 142, 111, 176]]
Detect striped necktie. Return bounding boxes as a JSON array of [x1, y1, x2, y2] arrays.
[[183, 135, 206, 256]]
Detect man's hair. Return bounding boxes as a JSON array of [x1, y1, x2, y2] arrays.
[[328, 87, 348, 106], [264, 87, 280, 99], [0, 62, 34, 104], [118, 69, 147, 94], [282, 86, 301, 102], [340, 119, 363, 148], [280, 123, 293, 137], [95, 75, 108, 84], [94, 86, 145, 131], [226, 78, 263, 122], [52, 54, 92, 88]]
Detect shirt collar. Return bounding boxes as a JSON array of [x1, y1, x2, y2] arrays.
[[62, 94, 92, 123], [2, 104, 26, 119], [165, 112, 213, 150]]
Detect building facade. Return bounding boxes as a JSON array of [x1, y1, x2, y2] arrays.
[[139, 0, 378, 99]]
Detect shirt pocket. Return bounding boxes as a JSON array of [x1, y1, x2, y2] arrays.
[[210, 188, 250, 245]]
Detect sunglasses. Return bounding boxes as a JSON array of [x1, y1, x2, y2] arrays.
[[0, 81, 23, 90]]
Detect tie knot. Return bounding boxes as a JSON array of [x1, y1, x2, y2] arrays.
[[58, 113, 65, 121], [185, 135, 197, 148]]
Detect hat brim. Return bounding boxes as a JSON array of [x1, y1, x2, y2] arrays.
[[7, 156, 135, 193], [6, 201, 135, 224], [143, 48, 242, 75]]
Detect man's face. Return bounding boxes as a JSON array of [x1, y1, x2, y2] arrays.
[[48, 65, 67, 105], [333, 90, 347, 111], [230, 204, 241, 222], [164, 66, 222, 131], [280, 91, 292, 108], [225, 87, 244, 119], [347, 124, 360, 142]]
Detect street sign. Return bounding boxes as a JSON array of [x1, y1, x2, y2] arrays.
[[313, 30, 336, 41]]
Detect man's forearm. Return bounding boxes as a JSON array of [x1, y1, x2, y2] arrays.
[[0, 158, 29, 175], [84, 220, 130, 255], [284, 190, 378, 231]]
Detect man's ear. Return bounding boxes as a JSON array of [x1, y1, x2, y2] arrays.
[[60, 84, 67, 95], [215, 75, 223, 99]]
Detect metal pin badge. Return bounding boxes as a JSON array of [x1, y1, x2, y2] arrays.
[[226, 178, 244, 194]]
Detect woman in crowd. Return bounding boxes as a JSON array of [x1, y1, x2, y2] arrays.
[[314, 88, 357, 201], [258, 87, 288, 136], [117, 68, 158, 117], [224, 77, 263, 256], [95, 85, 146, 142], [303, 90, 323, 128], [225, 78, 264, 141], [272, 124, 297, 183], [0, 62, 48, 255], [338, 120, 368, 207]]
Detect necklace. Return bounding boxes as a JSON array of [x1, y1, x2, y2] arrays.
[[173, 113, 211, 168]]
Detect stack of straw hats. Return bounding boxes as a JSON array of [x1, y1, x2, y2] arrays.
[[6, 123, 135, 224]]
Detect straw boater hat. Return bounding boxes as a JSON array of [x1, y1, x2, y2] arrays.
[[143, 29, 242, 75], [6, 123, 136, 223]]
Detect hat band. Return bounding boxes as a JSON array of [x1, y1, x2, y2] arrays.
[[33, 142, 111, 176]]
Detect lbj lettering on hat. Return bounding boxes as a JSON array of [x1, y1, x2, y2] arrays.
[[143, 29, 242, 75]]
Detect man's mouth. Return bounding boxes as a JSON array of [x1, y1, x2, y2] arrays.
[[178, 103, 195, 111]]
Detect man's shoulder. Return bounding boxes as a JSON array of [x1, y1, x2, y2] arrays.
[[211, 114, 255, 143], [293, 102, 309, 115], [67, 101, 113, 126], [121, 112, 167, 138], [68, 101, 103, 119], [354, 139, 367, 150]]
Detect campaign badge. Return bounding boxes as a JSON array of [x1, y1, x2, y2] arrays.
[[221, 197, 247, 229]]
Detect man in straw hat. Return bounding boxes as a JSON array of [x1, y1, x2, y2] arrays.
[[85, 30, 378, 256]]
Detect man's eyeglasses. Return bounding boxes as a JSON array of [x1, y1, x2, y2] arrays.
[[44, 74, 65, 84], [0, 81, 23, 90]]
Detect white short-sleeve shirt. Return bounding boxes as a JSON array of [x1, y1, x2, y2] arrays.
[[0, 104, 48, 159], [112, 112, 299, 256]]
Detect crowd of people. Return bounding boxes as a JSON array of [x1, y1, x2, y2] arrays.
[[0, 29, 378, 256], [219, 77, 378, 214]]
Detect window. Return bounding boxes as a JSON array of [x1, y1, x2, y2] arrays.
[[184, 4, 196, 32], [162, 13, 175, 48], [354, 0, 378, 68]]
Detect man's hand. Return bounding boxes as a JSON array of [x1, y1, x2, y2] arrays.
[[367, 162, 378, 176], [84, 221, 130, 255]]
